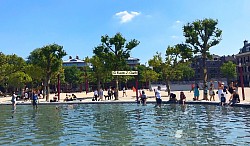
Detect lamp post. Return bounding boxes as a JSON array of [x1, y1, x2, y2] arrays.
[[57, 74, 60, 101], [239, 63, 245, 100], [85, 66, 88, 95]]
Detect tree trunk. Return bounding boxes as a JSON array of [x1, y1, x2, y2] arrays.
[[45, 75, 51, 101], [166, 79, 171, 96], [115, 76, 119, 100], [202, 54, 207, 100]]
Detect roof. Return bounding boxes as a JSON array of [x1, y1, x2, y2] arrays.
[[63, 58, 85, 63]]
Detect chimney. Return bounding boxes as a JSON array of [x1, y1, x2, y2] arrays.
[[76, 56, 79, 59], [69, 56, 72, 59], [244, 40, 248, 46]]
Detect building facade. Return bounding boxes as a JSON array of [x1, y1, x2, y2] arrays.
[[236, 40, 250, 86], [126, 57, 140, 68], [191, 54, 236, 81], [63, 56, 91, 68]]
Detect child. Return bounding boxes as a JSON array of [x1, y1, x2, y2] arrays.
[[140, 90, 147, 105], [220, 93, 226, 106], [169, 93, 177, 103], [179, 91, 186, 105]]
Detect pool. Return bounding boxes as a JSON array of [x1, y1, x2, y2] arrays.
[[1, 104, 250, 145]]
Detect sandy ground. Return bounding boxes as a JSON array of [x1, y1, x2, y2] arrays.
[[0, 87, 250, 104]]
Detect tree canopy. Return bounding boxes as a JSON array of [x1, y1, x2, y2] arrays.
[[93, 33, 139, 99], [28, 44, 67, 101], [183, 18, 222, 98]]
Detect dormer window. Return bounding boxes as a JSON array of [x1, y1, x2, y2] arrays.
[[246, 46, 250, 52]]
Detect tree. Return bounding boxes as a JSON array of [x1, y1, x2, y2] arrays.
[[93, 33, 139, 100], [149, 44, 194, 95], [0, 54, 32, 92], [183, 18, 222, 98], [64, 65, 83, 89], [89, 55, 107, 91], [140, 69, 159, 89], [220, 61, 237, 82], [28, 44, 67, 101]]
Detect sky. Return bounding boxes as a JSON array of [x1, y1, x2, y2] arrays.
[[0, 0, 250, 65]]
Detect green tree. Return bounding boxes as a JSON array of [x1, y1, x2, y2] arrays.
[[140, 69, 159, 89], [2, 54, 31, 92], [220, 61, 237, 82], [93, 33, 139, 100], [183, 18, 222, 98], [28, 44, 67, 101], [149, 44, 194, 95], [89, 55, 107, 91], [64, 65, 83, 88]]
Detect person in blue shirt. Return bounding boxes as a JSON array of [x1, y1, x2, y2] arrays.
[[32, 90, 38, 109]]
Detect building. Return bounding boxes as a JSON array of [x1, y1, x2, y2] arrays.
[[191, 54, 236, 81], [126, 57, 140, 68], [63, 56, 90, 68], [235, 40, 250, 86]]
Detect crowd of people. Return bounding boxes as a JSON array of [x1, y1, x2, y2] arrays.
[[190, 81, 241, 106], [10, 81, 243, 109]]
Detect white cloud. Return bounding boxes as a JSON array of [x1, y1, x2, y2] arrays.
[[171, 35, 179, 39], [115, 11, 140, 23], [175, 20, 181, 23]]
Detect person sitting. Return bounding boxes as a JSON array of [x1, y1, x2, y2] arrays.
[[169, 93, 177, 103], [64, 94, 73, 102], [72, 94, 77, 100], [179, 91, 186, 105], [50, 94, 58, 102], [229, 90, 240, 106]]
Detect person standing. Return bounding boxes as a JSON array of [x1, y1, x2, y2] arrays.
[[94, 89, 98, 101], [32, 91, 38, 109], [98, 88, 104, 101], [11, 92, 17, 109], [155, 86, 162, 108], [228, 82, 235, 100], [209, 83, 215, 101], [217, 82, 224, 102], [193, 83, 200, 101], [122, 87, 127, 97], [140, 90, 147, 105], [179, 91, 186, 105], [108, 88, 112, 100]]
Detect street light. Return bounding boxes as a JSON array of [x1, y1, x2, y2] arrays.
[[239, 63, 245, 100], [57, 74, 60, 101]]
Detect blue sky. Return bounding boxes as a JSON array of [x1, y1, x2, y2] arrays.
[[0, 0, 250, 65]]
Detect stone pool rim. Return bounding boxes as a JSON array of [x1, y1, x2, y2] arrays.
[[1, 100, 250, 108]]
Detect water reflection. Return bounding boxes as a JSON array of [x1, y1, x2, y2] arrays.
[[1, 104, 250, 145]]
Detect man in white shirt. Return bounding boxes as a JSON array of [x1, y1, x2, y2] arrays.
[[155, 86, 162, 107]]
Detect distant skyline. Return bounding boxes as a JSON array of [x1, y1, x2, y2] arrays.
[[0, 0, 250, 65]]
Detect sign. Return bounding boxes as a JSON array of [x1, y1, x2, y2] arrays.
[[112, 71, 138, 75]]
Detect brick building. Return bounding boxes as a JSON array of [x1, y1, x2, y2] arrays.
[[235, 40, 250, 86], [191, 54, 236, 81]]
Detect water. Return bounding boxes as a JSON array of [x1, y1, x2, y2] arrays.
[[1, 104, 250, 145]]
